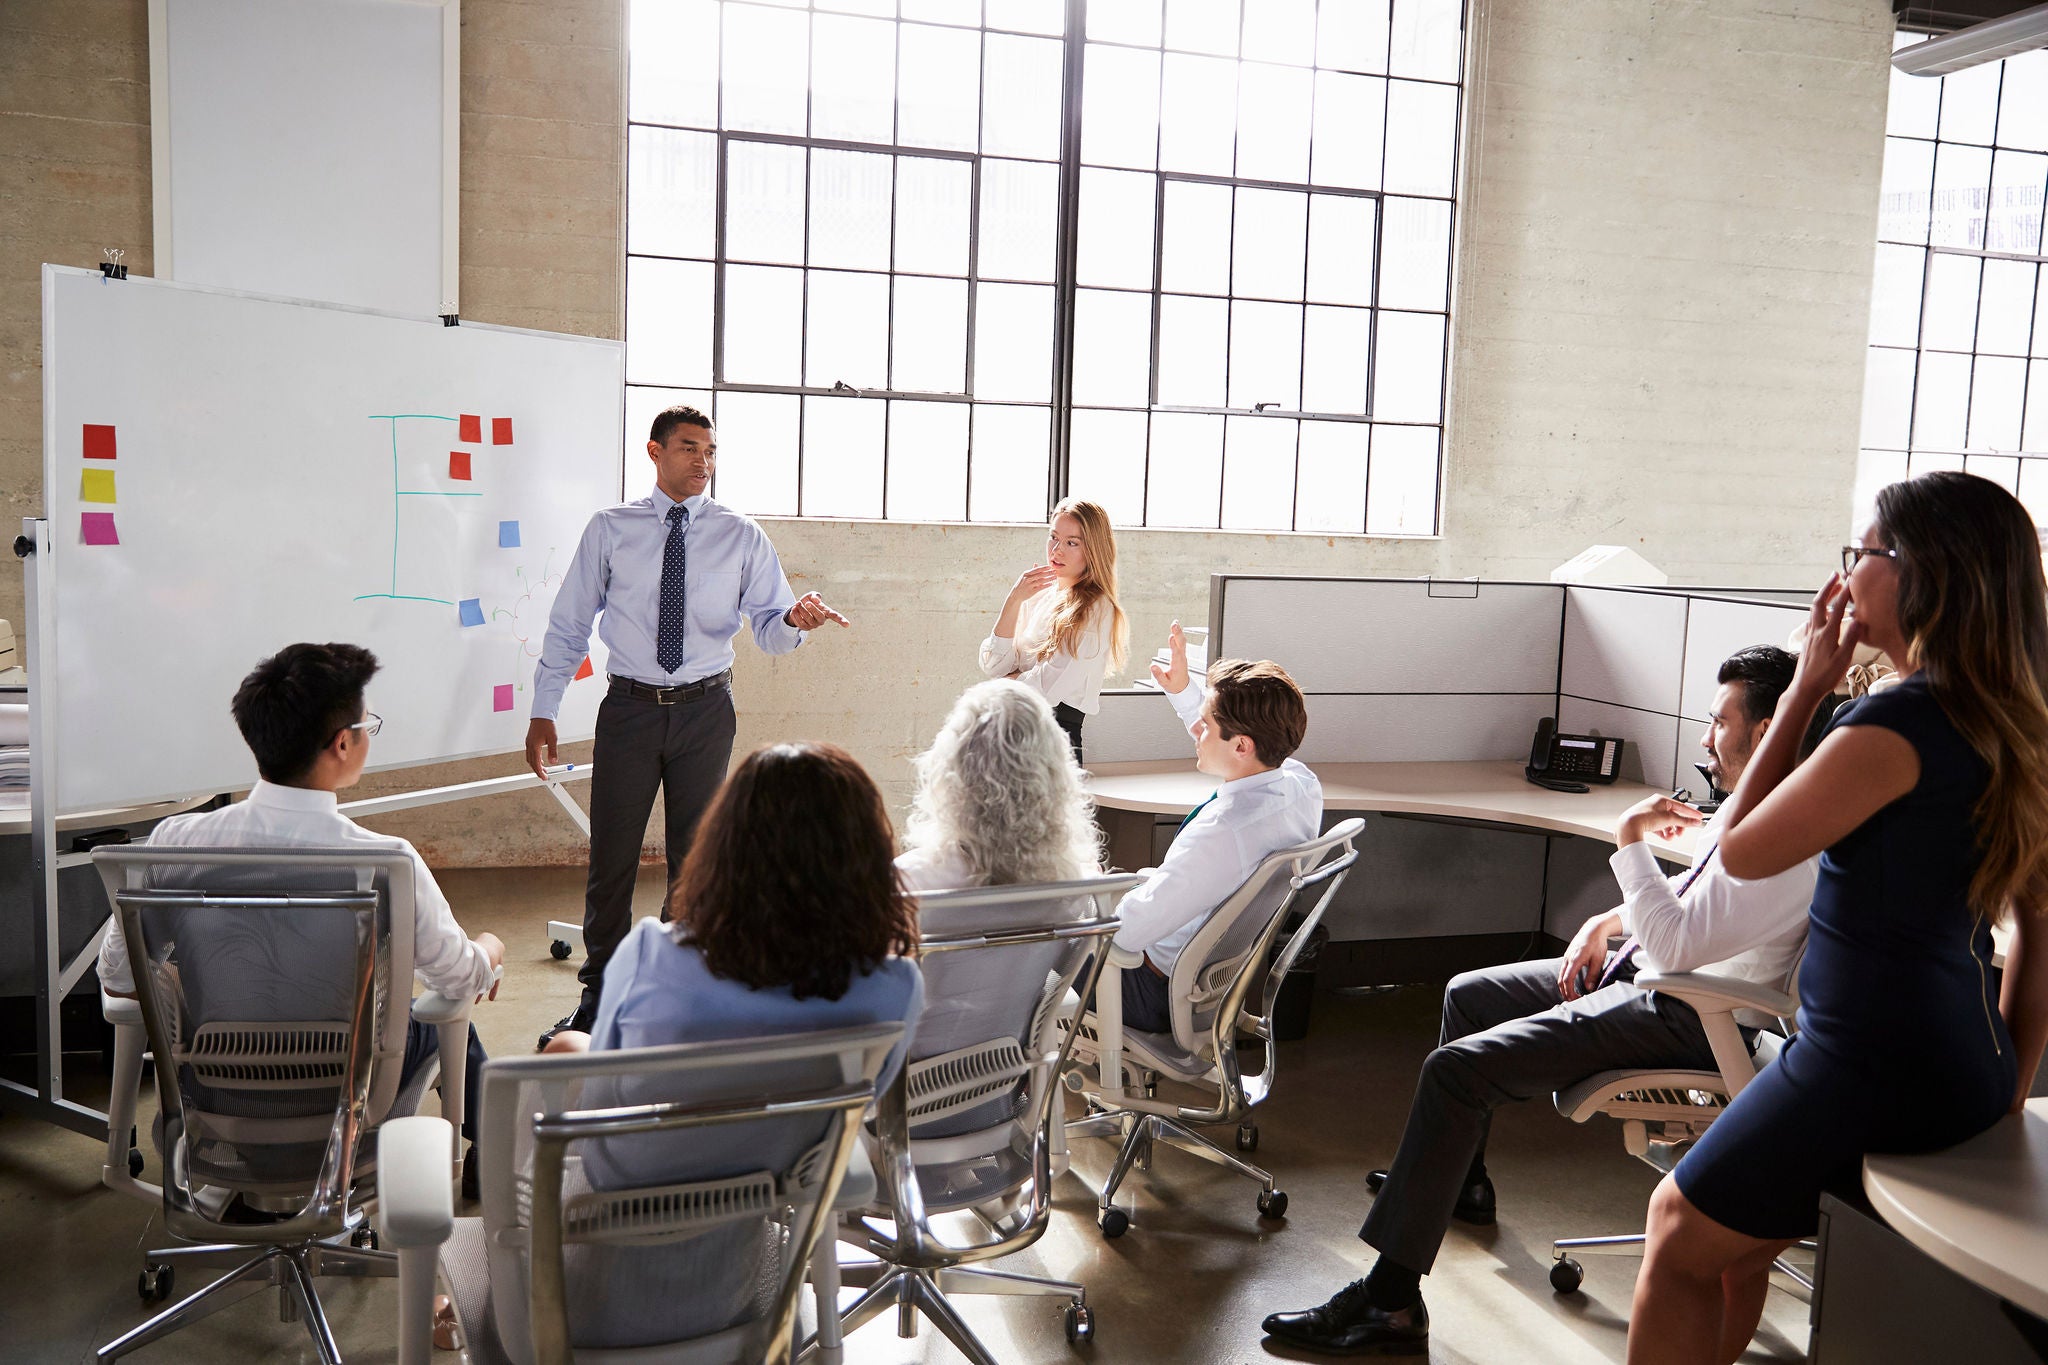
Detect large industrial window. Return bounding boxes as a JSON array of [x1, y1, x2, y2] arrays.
[[1860, 33, 2048, 522], [625, 0, 1466, 534]]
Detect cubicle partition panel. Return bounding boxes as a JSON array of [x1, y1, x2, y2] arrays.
[[1086, 574, 1807, 986]]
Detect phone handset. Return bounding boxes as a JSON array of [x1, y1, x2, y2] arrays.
[[1526, 716, 1590, 793]]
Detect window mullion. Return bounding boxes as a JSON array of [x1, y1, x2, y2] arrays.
[[1048, 0, 1089, 513]]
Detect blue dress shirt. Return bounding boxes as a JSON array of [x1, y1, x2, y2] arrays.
[[532, 487, 805, 720]]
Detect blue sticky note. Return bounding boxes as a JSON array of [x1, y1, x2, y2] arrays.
[[458, 597, 484, 627], [499, 520, 520, 548]]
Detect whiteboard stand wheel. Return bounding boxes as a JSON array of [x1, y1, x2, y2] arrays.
[[549, 939, 573, 961]]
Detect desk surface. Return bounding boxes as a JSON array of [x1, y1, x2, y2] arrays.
[[1863, 1099, 2048, 1321], [0, 793, 210, 836], [1085, 758, 1701, 866]]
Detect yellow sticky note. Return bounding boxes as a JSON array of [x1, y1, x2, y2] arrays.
[[80, 469, 116, 504]]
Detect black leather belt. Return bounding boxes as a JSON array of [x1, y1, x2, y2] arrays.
[[609, 670, 731, 705]]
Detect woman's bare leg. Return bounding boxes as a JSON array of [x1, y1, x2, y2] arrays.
[[1627, 1175, 1780, 1365]]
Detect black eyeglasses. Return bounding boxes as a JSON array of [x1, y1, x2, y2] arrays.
[[1841, 545, 1899, 574]]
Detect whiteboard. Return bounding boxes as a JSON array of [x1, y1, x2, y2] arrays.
[[41, 266, 622, 812], [150, 0, 458, 317]]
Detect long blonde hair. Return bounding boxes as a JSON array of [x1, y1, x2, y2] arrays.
[[1038, 498, 1129, 674], [1877, 471, 2048, 922]]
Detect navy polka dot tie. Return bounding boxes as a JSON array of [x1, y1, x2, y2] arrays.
[[657, 503, 689, 674]]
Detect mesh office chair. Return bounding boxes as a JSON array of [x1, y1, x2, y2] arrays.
[[386, 1023, 901, 1365], [803, 875, 1134, 1365], [1548, 946, 1809, 1296], [1063, 819, 1362, 1237], [90, 846, 462, 1364], [97, 850, 471, 1211]]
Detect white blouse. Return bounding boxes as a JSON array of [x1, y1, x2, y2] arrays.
[[978, 590, 1113, 715]]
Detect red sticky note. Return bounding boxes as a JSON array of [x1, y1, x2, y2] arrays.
[[81, 511, 119, 545], [492, 417, 513, 445], [573, 655, 594, 681], [83, 424, 117, 460], [492, 684, 514, 713], [458, 414, 481, 443], [449, 451, 471, 480]]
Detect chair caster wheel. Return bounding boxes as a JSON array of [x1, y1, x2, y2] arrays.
[[549, 939, 572, 960], [1236, 1122, 1258, 1153], [1550, 1256, 1584, 1294], [1257, 1189, 1288, 1220], [352, 1224, 379, 1250], [1098, 1207, 1129, 1239], [1065, 1302, 1094, 1344], [138, 1263, 173, 1303], [127, 1146, 145, 1178]]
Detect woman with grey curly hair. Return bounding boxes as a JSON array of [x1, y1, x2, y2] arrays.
[[898, 678, 1103, 893]]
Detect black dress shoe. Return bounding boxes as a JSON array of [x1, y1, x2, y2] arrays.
[[1365, 1168, 1496, 1226], [1261, 1280, 1429, 1356], [536, 1004, 596, 1053]]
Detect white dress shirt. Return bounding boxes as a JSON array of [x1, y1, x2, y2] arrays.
[[531, 488, 805, 720], [896, 845, 974, 895], [1608, 827, 1816, 1028], [1112, 681, 1324, 974], [978, 591, 1113, 715], [95, 780, 496, 1002]]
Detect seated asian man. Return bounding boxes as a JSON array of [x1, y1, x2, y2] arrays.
[[95, 642, 505, 1197], [1108, 622, 1321, 1034], [1261, 645, 1824, 1357]]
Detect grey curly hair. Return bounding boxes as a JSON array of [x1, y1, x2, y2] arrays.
[[903, 679, 1103, 886]]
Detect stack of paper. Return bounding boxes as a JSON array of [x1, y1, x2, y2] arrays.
[[0, 746, 29, 788]]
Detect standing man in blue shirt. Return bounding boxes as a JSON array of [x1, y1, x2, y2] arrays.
[[525, 405, 849, 1048]]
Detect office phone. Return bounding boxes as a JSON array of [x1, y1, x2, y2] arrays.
[[1526, 717, 1624, 793]]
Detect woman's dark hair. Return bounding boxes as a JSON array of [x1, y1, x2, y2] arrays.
[[669, 742, 917, 999], [1875, 470, 2048, 920]]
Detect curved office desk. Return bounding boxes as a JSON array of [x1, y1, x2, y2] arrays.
[[1862, 1099, 2048, 1322], [1085, 758, 1700, 868]]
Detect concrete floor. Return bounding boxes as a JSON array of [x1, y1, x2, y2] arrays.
[[0, 865, 1811, 1363]]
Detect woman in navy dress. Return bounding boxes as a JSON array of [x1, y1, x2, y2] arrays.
[[1628, 471, 2048, 1365]]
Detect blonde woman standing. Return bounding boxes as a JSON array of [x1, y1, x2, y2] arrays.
[[979, 498, 1130, 763]]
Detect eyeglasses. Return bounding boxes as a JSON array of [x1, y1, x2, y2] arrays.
[[330, 712, 382, 744], [1841, 545, 1899, 575]]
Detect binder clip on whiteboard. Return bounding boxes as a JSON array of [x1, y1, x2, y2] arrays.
[[99, 248, 128, 282]]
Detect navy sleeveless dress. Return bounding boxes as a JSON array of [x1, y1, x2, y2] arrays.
[[1673, 676, 2016, 1240]]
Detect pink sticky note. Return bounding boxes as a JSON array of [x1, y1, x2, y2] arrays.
[[491, 417, 513, 445], [81, 511, 119, 545], [492, 684, 514, 713], [459, 414, 481, 443], [83, 424, 117, 460]]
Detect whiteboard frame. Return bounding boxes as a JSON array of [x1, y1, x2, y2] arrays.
[[148, 0, 461, 318], [39, 264, 624, 810]]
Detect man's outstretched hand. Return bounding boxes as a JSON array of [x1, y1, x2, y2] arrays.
[[525, 718, 558, 781], [786, 592, 851, 631], [1148, 620, 1190, 694]]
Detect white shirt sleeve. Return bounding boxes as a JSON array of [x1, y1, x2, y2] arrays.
[[1607, 839, 1810, 975], [1112, 806, 1240, 954], [96, 902, 134, 995], [1166, 677, 1206, 739], [978, 632, 1020, 678], [407, 850, 496, 1000], [1011, 602, 1112, 710]]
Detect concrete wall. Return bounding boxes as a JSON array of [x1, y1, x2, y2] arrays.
[[0, 0, 1894, 865]]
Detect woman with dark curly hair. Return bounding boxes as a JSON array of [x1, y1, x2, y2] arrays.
[[544, 740, 923, 1095], [1628, 470, 2048, 1364]]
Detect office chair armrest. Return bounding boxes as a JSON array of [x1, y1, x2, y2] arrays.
[[1104, 945, 1146, 970], [409, 990, 471, 1027], [1634, 971, 1795, 1021], [381, 1116, 455, 1365], [101, 989, 142, 1026], [379, 1116, 455, 1247]]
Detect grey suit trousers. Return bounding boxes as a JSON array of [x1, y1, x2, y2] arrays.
[[1358, 954, 1718, 1274], [576, 684, 738, 1010]]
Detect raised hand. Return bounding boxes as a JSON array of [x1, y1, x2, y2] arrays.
[[1148, 620, 1190, 694], [1006, 563, 1059, 607], [1616, 793, 1705, 845], [1790, 571, 1863, 703]]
